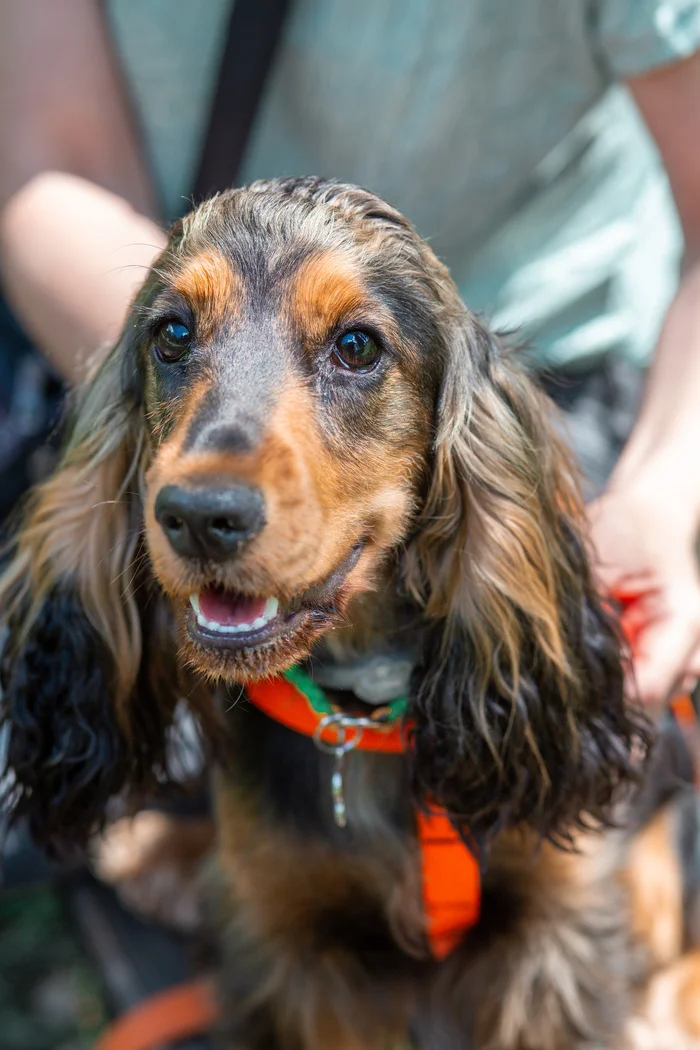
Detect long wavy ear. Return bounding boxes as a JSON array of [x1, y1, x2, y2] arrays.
[[402, 303, 651, 846], [0, 305, 183, 853]]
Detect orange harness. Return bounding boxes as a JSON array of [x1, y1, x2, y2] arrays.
[[97, 671, 481, 1050], [245, 668, 481, 961]]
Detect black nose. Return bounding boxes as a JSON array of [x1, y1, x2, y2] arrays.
[[154, 484, 265, 560]]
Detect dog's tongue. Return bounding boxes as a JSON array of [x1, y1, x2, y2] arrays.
[[198, 589, 266, 626]]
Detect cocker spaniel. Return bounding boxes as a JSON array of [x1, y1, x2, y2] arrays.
[[2, 177, 699, 1050]]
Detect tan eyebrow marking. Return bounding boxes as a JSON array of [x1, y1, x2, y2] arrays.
[[291, 250, 399, 346], [173, 250, 241, 336]]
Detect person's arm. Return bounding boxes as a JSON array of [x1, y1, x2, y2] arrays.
[[0, 0, 166, 382], [588, 50, 700, 709]]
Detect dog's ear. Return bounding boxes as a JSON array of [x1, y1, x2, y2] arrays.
[[402, 305, 651, 846], [0, 302, 183, 853]]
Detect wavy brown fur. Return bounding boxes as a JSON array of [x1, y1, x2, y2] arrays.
[[0, 177, 649, 844], [0, 286, 216, 850], [0, 178, 664, 1048], [401, 312, 648, 843]]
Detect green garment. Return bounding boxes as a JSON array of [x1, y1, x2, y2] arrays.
[[107, 0, 700, 369]]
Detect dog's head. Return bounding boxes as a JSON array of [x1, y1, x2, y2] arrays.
[[0, 177, 649, 849]]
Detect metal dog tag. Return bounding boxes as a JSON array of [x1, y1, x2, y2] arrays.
[[313, 712, 376, 828], [331, 751, 348, 827]]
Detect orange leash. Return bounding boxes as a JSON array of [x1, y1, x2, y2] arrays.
[[669, 692, 696, 729], [94, 979, 218, 1050], [669, 692, 700, 787]]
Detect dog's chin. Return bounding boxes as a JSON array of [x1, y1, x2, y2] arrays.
[[180, 606, 336, 681], [177, 542, 365, 682]]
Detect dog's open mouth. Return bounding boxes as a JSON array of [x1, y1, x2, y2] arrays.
[[186, 542, 365, 654], [189, 590, 290, 649]]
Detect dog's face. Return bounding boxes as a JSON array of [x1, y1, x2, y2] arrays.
[[138, 185, 441, 680], [0, 178, 649, 851]]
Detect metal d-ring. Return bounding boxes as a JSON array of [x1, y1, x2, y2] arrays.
[[312, 712, 374, 755], [312, 712, 380, 829]]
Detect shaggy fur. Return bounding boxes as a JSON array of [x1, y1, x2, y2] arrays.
[[0, 177, 696, 1048]]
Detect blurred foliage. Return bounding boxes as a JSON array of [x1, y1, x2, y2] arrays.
[[0, 887, 107, 1050]]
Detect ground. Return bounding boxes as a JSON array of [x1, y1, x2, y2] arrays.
[[0, 886, 107, 1050]]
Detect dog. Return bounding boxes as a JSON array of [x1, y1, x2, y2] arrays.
[[2, 176, 700, 1049]]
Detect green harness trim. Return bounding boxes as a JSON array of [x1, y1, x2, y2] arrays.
[[284, 665, 408, 723]]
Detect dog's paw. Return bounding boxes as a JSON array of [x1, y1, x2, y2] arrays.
[[92, 810, 215, 932]]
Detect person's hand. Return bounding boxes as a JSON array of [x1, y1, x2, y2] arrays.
[[588, 471, 700, 711]]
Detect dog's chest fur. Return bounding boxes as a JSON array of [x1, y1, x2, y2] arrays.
[[211, 701, 638, 1050], [217, 703, 421, 934]]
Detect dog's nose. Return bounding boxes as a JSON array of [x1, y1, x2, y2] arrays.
[[154, 484, 265, 560]]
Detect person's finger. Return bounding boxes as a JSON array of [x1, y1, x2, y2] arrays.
[[677, 672, 700, 696], [631, 598, 700, 707], [683, 641, 700, 681]]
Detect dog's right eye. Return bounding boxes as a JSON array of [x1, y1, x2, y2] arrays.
[[332, 330, 382, 373], [153, 321, 192, 363]]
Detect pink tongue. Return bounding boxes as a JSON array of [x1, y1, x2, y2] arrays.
[[198, 589, 267, 626]]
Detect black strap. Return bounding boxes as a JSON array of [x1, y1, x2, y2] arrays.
[[193, 0, 292, 200]]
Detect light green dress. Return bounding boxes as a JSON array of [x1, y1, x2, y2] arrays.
[[107, 0, 700, 371]]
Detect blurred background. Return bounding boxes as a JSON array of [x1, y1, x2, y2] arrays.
[[0, 879, 105, 1050], [2, 1, 700, 1046]]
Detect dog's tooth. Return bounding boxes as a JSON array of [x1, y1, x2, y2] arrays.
[[191, 600, 271, 636], [205, 620, 240, 635]]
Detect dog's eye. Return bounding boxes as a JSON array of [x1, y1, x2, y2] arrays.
[[153, 321, 192, 363], [332, 331, 382, 373]]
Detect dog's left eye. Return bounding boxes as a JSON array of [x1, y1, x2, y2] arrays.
[[153, 321, 192, 363], [331, 331, 382, 373]]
